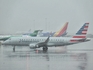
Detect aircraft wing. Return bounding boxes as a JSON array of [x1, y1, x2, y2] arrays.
[[37, 36, 49, 46], [29, 36, 50, 48]]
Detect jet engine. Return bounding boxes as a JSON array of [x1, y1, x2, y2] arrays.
[[29, 44, 39, 49]]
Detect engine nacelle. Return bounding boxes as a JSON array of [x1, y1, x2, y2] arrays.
[[29, 44, 39, 49]]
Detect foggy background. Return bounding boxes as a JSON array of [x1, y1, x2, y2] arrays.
[[0, 0, 93, 34]]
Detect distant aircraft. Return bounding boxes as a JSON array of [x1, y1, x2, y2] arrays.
[[53, 22, 68, 37], [2, 23, 90, 52], [0, 30, 42, 41], [40, 22, 68, 37], [29, 30, 43, 37], [0, 22, 68, 41]]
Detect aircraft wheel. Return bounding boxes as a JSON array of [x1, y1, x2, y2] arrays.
[[43, 47, 48, 52], [13, 46, 15, 52]]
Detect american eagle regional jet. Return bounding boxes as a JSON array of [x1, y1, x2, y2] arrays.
[[2, 23, 90, 51]]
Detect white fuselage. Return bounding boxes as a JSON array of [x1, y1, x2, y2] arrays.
[[2, 36, 90, 47]]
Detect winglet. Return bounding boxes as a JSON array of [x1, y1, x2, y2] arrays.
[[37, 36, 50, 46], [45, 36, 50, 43]]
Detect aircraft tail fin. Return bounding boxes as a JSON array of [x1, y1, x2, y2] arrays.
[[33, 30, 40, 34], [53, 22, 68, 37], [73, 23, 89, 38], [29, 30, 41, 37], [36, 30, 43, 37]]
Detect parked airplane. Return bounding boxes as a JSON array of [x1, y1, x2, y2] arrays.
[[2, 23, 90, 52], [40, 22, 68, 37], [0, 22, 68, 42], [0, 30, 42, 41], [29, 30, 43, 37], [53, 22, 68, 37]]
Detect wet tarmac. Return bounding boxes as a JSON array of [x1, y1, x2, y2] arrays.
[[0, 39, 93, 70]]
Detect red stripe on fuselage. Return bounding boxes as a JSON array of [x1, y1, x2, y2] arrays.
[[73, 36, 86, 38], [70, 40, 78, 42]]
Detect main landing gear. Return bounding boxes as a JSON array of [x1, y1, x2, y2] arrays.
[[13, 46, 15, 52], [43, 46, 48, 52]]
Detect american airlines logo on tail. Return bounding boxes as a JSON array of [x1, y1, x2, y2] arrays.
[[76, 23, 89, 35], [73, 23, 89, 38]]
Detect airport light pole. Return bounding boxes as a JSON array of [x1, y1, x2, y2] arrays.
[[45, 18, 47, 31], [33, 20, 35, 31]]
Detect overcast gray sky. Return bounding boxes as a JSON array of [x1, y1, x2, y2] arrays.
[[0, 0, 93, 34]]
